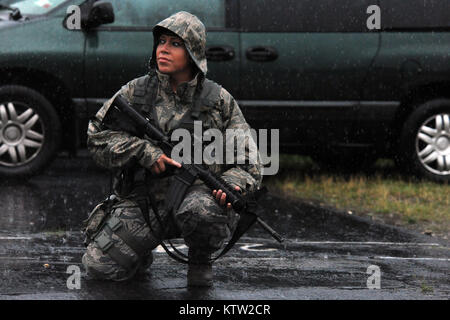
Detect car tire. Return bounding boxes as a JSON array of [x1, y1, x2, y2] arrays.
[[399, 99, 450, 183], [0, 85, 61, 178]]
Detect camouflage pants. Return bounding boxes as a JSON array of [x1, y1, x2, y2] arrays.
[[82, 184, 239, 281]]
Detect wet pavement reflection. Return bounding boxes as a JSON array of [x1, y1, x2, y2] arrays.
[[0, 152, 449, 299]]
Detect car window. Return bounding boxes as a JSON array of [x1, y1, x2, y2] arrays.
[[240, 0, 374, 32], [380, 0, 450, 30], [106, 0, 225, 28], [7, 0, 68, 15]]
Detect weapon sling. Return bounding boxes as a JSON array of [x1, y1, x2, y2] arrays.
[[103, 92, 284, 264]]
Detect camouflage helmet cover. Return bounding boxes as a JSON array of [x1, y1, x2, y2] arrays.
[[150, 11, 208, 75]]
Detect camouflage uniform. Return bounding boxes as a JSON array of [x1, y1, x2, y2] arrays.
[[82, 11, 262, 282]]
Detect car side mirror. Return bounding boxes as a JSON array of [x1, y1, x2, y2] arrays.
[[82, 1, 114, 29], [63, 0, 114, 30]]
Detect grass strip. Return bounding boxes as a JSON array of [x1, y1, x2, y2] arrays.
[[264, 154, 450, 237]]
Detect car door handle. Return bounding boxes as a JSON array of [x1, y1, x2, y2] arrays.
[[206, 46, 235, 61], [246, 46, 278, 62]]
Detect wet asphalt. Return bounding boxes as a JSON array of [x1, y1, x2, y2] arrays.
[[0, 151, 449, 300]]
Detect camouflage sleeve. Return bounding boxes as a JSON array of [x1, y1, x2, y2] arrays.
[[87, 78, 164, 170], [219, 88, 263, 193]]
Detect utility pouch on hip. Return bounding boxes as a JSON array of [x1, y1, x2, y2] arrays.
[[82, 194, 118, 246]]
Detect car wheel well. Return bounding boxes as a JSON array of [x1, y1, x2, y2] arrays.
[[0, 68, 78, 153], [391, 82, 450, 148]]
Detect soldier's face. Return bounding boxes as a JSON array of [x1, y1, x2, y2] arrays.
[[156, 34, 191, 76]]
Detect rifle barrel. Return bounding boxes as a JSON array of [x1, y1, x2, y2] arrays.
[[256, 217, 284, 243]]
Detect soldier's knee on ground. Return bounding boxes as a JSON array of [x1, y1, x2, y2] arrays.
[[82, 199, 160, 281], [82, 243, 137, 281]]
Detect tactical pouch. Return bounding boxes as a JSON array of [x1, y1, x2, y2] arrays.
[[82, 195, 118, 246], [90, 201, 154, 271]]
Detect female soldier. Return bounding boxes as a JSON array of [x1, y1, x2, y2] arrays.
[[82, 11, 262, 287]]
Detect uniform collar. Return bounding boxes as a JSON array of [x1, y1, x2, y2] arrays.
[[155, 69, 201, 103]]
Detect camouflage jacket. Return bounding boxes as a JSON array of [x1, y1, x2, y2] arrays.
[[86, 11, 262, 200], [87, 70, 262, 199]]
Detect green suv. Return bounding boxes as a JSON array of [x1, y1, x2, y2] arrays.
[[0, 0, 449, 182]]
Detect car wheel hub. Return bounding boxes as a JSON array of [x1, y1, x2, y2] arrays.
[[436, 136, 449, 151], [0, 102, 44, 167], [3, 124, 23, 144], [416, 113, 450, 176]]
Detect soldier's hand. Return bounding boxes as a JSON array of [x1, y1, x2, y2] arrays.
[[212, 186, 241, 209], [151, 154, 181, 175]]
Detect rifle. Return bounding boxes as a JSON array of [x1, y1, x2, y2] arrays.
[[102, 94, 284, 261]]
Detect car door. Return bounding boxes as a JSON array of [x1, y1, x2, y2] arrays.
[[83, 0, 239, 117], [238, 0, 380, 152], [360, 0, 450, 150]]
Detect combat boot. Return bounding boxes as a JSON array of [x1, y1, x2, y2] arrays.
[[136, 251, 153, 276], [187, 248, 213, 287]]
